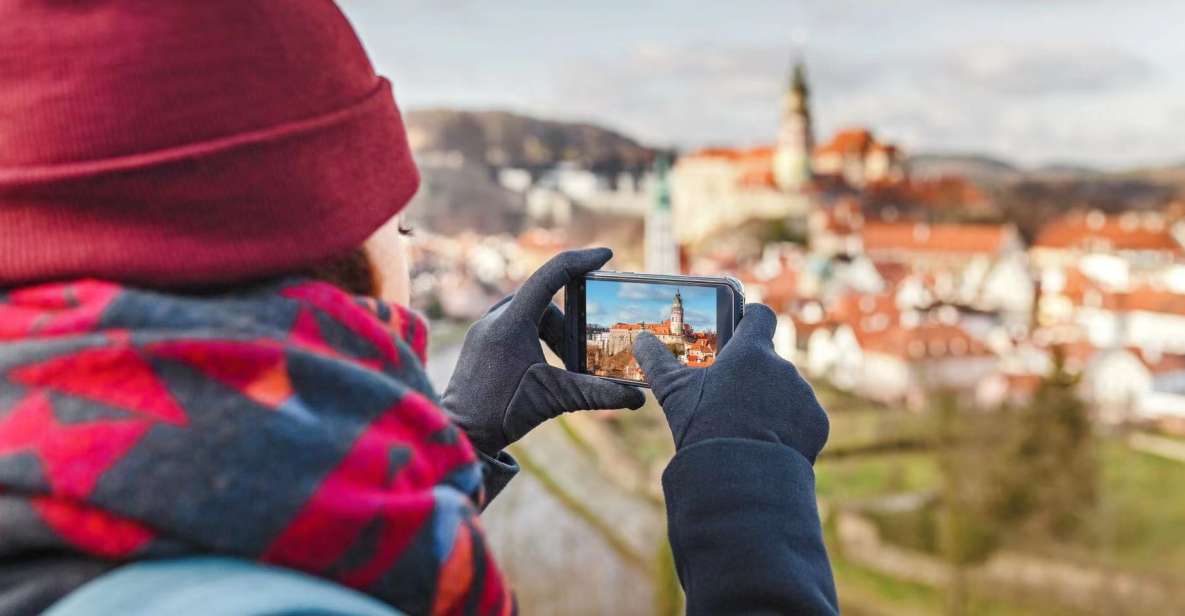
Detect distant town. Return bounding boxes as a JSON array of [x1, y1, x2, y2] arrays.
[[404, 59, 1185, 434], [401, 51, 1185, 613]]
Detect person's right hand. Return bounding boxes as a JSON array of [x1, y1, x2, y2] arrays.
[[632, 304, 830, 463]]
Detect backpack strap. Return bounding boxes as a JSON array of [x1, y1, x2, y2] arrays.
[[44, 557, 405, 616]]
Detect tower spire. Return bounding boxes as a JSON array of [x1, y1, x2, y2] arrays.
[[773, 52, 814, 192], [790, 58, 809, 99], [670, 289, 685, 337]]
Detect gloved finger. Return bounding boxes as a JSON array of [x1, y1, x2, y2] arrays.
[[539, 302, 567, 358], [502, 365, 646, 445], [731, 303, 777, 350], [506, 248, 612, 323], [483, 293, 515, 318], [541, 365, 646, 412], [633, 331, 684, 384]]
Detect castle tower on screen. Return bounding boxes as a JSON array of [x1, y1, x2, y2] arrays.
[[670, 290, 685, 336]]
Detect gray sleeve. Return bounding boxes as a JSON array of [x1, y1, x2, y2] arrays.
[[663, 438, 838, 616], [477, 449, 519, 510]]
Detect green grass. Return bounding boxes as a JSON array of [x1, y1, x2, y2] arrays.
[[555, 415, 600, 461], [815, 380, 887, 413], [1095, 440, 1185, 573], [653, 539, 684, 616], [816, 385, 932, 454], [830, 546, 1077, 616], [818, 440, 1185, 572], [831, 550, 941, 614], [811, 389, 1185, 612], [815, 451, 941, 502]]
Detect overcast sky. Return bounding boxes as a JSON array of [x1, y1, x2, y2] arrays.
[[339, 1, 1185, 169]]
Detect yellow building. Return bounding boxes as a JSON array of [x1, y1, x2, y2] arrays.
[[670, 61, 814, 245], [670, 60, 905, 245]]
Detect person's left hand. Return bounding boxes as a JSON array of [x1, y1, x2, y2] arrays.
[[442, 248, 645, 455]]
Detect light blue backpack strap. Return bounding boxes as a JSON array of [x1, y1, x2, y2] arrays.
[[44, 557, 406, 616]]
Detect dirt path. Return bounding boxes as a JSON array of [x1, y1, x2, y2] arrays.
[[1128, 432, 1185, 464]]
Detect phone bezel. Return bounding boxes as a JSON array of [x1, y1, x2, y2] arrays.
[[564, 270, 745, 388]]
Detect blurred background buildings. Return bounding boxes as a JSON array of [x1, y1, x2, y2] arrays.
[[345, 3, 1185, 614]]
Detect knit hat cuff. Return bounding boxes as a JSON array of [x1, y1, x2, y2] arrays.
[[0, 78, 420, 287]]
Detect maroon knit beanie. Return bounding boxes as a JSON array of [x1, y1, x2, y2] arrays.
[[0, 1, 419, 287]]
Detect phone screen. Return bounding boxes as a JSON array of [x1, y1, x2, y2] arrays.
[[584, 279, 720, 382]]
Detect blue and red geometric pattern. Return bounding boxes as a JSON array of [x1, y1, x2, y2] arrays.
[[0, 279, 512, 615]]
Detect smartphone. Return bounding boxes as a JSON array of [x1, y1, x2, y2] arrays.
[[564, 271, 744, 387]]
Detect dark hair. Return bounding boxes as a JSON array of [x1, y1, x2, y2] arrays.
[[304, 247, 380, 297]]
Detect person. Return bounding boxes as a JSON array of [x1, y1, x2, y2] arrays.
[[0, 2, 836, 615]]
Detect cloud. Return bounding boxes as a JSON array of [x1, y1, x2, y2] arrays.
[[942, 42, 1154, 96], [543, 42, 790, 147], [611, 305, 667, 324], [590, 281, 718, 326], [538, 34, 1177, 167], [683, 309, 716, 331], [616, 283, 682, 302], [345, 0, 1185, 168]]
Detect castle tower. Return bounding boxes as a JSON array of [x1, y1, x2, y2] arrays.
[[645, 155, 680, 274], [670, 290, 684, 336], [773, 59, 814, 192]]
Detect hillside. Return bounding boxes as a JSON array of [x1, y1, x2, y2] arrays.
[[1117, 162, 1185, 193], [908, 153, 1022, 184], [909, 152, 1185, 190], [401, 163, 526, 236], [905, 152, 1183, 240], [401, 109, 1184, 240], [405, 109, 655, 173]]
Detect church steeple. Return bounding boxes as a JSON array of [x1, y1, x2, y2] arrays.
[[773, 56, 814, 192]]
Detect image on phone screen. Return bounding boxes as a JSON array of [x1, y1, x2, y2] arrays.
[[584, 279, 719, 381]]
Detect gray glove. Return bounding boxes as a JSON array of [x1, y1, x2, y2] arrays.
[[442, 248, 645, 455], [632, 304, 830, 463]]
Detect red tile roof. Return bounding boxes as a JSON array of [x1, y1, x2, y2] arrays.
[[814, 128, 874, 157], [865, 176, 988, 211], [738, 266, 799, 314], [872, 261, 911, 287], [685, 145, 774, 162], [611, 320, 677, 335], [1034, 212, 1183, 254], [861, 222, 1013, 255], [1004, 373, 1043, 395], [830, 292, 899, 324], [856, 322, 991, 360], [1107, 288, 1185, 316], [817, 199, 865, 234]]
